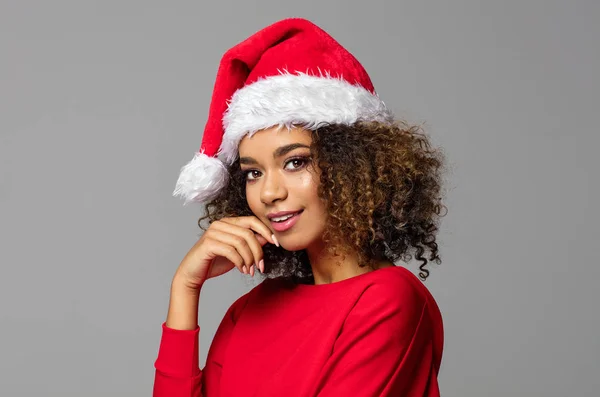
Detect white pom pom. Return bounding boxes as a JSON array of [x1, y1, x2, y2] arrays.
[[173, 151, 229, 205]]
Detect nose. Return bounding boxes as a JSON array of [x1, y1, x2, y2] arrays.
[[260, 169, 287, 205]]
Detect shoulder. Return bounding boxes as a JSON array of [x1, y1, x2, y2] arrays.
[[360, 265, 430, 308], [350, 266, 441, 332]]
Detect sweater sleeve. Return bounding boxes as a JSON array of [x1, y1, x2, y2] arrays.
[[153, 292, 251, 397], [153, 322, 202, 397], [314, 283, 442, 397]]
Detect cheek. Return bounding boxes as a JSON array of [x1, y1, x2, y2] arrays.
[[298, 173, 328, 217], [296, 172, 319, 199], [245, 185, 261, 213]]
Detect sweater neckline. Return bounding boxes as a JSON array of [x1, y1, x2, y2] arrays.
[[293, 265, 402, 291]]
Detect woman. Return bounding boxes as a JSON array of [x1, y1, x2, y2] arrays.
[[153, 18, 447, 397]]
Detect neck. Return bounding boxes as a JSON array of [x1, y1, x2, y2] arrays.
[[305, 240, 391, 285]]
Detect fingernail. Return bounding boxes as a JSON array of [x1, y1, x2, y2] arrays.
[[242, 265, 247, 274], [259, 259, 264, 273], [250, 265, 255, 277], [271, 234, 279, 247]]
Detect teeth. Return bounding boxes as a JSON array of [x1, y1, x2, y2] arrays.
[[272, 212, 297, 222]]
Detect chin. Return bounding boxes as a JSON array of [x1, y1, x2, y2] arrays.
[[277, 231, 320, 252], [277, 239, 307, 252]]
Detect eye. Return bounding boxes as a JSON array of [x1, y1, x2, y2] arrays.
[[243, 169, 261, 182], [284, 157, 310, 170]]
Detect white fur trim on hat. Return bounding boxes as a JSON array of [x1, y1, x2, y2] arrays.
[[219, 71, 393, 164], [173, 150, 229, 205]]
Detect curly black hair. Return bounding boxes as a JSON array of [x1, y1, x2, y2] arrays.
[[198, 120, 447, 284]]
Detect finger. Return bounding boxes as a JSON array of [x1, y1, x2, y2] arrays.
[[221, 216, 277, 246], [254, 233, 269, 246], [204, 236, 246, 274], [212, 221, 267, 267], [206, 229, 255, 271]]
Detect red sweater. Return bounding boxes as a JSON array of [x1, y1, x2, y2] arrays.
[[153, 265, 444, 396]]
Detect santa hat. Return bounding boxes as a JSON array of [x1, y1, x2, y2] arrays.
[[173, 17, 394, 205]]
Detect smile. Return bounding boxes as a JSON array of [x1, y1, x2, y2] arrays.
[[270, 210, 303, 232]]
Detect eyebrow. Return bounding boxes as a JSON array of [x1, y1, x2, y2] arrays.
[[239, 143, 311, 165]]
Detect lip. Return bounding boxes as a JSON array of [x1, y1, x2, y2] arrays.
[[267, 209, 303, 220], [269, 210, 303, 232]]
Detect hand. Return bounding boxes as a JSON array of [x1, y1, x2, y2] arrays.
[[174, 216, 278, 291]]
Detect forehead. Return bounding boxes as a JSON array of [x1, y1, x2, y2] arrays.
[[238, 126, 312, 155]]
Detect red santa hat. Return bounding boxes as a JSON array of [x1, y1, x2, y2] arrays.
[[173, 17, 394, 204]]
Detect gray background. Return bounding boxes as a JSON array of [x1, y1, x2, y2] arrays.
[[1, 0, 598, 396]]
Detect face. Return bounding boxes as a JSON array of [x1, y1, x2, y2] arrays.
[[238, 126, 328, 251]]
